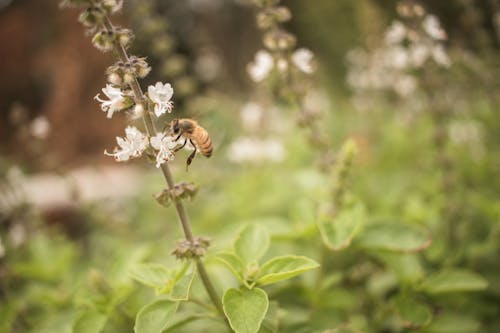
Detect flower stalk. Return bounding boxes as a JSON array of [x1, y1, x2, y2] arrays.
[[62, 0, 225, 318]]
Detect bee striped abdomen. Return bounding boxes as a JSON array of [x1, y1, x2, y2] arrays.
[[193, 126, 213, 157]]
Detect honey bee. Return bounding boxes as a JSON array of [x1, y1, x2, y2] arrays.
[[169, 118, 213, 168]]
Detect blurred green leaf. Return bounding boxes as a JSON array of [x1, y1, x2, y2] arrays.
[[421, 313, 480, 333], [170, 267, 195, 301], [355, 223, 431, 252], [259, 301, 279, 333], [317, 201, 365, 251], [393, 293, 432, 328], [234, 224, 270, 265], [216, 252, 246, 283], [420, 269, 488, 294], [374, 252, 424, 284], [223, 288, 269, 333], [256, 255, 319, 286], [134, 299, 179, 333], [73, 310, 107, 333], [129, 263, 172, 294]]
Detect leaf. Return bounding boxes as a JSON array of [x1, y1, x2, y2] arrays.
[[223, 288, 269, 333], [420, 269, 488, 294], [256, 255, 319, 286], [234, 224, 270, 265], [355, 223, 431, 253], [317, 202, 365, 251], [216, 252, 246, 283], [134, 299, 179, 333], [258, 301, 279, 333], [72, 311, 107, 333], [374, 252, 424, 284], [394, 294, 432, 328], [129, 263, 172, 293], [423, 313, 480, 333], [170, 268, 195, 301]]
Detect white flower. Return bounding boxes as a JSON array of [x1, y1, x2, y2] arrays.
[[227, 137, 285, 163], [409, 43, 430, 67], [240, 102, 264, 132], [431, 45, 451, 67], [150, 132, 178, 168], [422, 15, 447, 41], [292, 48, 315, 74], [94, 84, 128, 118], [148, 82, 174, 117], [384, 21, 407, 45], [247, 50, 274, 82], [105, 126, 149, 162], [30, 116, 51, 139]]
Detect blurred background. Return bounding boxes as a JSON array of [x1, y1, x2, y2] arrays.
[[0, 0, 499, 332]]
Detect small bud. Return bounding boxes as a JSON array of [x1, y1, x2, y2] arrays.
[[92, 30, 115, 52], [263, 30, 296, 51], [101, 0, 123, 14], [78, 6, 105, 28], [245, 262, 260, 280], [154, 189, 171, 207], [123, 72, 135, 84], [274, 6, 292, 22], [107, 72, 122, 85], [133, 103, 145, 118], [171, 236, 211, 259], [116, 28, 134, 49], [130, 56, 151, 78]]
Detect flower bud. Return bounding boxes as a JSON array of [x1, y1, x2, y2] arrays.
[[78, 6, 105, 28], [130, 56, 151, 78], [116, 28, 134, 49], [92, 30, 115, 52], [274, 6, 292, 22], [108, 72, 122, 85], [133, 103, 145, 118], [101, 0, 123, 14], [123, 72, 135, 85], [263, 30, 296, 51]]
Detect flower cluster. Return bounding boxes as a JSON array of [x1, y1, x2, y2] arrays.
[[67, 1, 184, 167], [347, 0, 451, 99], [247, 0, 315, 83]]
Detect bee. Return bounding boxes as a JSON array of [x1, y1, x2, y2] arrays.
[[169, 118, 213, 168]]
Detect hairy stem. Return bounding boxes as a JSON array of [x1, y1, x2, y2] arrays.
[[102, 17, 225, 318]]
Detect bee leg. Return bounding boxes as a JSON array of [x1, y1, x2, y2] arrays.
[[186, 140, 197, 170], [174, 134, 182, 141], [174, 138, 188, 152]]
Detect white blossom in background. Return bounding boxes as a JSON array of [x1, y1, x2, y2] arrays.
[[385, 21, 407, 45], [150, 132, 178, 168], [247, 50, 274, 82], [95, 84, 129, 118], [431, 45, 451, 67], [422, 15, 447, 40], [30, 116, 51, 139], [105, 126, 149, 162], [240, 102, 264, 132], [228, 137, 285, 163], [292, 48, 315, 74], [148, 82, 174, 117]]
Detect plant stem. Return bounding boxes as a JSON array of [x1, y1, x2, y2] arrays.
[[102, 17, 225, 318]]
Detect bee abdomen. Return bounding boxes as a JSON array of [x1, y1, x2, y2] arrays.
[[194, 127, 213, 157]]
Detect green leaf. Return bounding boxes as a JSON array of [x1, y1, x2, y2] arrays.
[[256, 255, 319, 286], [259, 301, 279, 333], [216, 252, 246, 283], [223, 288, 269, 333], [317, 202, 365, 251], [129, 263, 172, 293], [170, 268, 195, 301], [374, 252, 424, 284], [134, 299, 179, 333], [355, 223, 431, 253], [234, 224, 270, 265], [423, 313, 480, 333], [394, 294, 432, 328], [73, 311, 107, 333], [420, 269, 488, 294]]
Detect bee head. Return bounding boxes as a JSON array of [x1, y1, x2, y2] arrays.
[[171, 119, 180, 135]]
